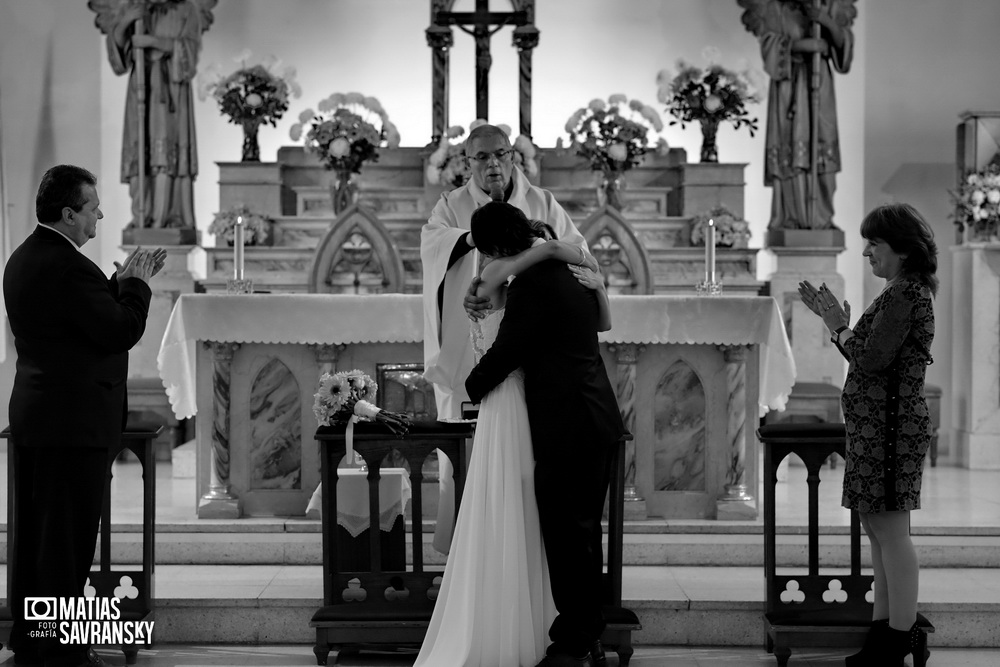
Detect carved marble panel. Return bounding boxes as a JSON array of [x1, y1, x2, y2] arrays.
[[249, 357, 302, 490], [653, 360, 706, 491]]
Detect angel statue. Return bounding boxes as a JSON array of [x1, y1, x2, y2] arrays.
[[738, 0, 856, 231], [89, 0, 217, 231]]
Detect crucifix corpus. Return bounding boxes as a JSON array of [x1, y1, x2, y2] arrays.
[[435, 0, 529, 121]]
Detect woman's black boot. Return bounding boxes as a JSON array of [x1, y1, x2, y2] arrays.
[[844, 618, 888, 666]]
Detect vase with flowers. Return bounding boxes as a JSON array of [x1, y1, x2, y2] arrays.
[[426, 119, 538, 190], [951, 163, 1000, 243], [289, 92, 402, 214], [198, 52, 301, 162], [689, 205, 751, 248], [208, 205, 273, 247], [657, 52, 760, 163], [565, 95, 664, 210]]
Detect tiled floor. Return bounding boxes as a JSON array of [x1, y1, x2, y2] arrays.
[[2, 644, 999, 666]]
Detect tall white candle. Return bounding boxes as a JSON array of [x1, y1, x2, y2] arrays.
[[706, 218, 716, 284], [234, 215, 245, 281]]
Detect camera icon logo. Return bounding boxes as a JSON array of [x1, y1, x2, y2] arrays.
[[24, 597, 57, 621]]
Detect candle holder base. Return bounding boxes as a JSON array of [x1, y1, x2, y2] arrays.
[[696, 279, 723, 296], [226, 278, 254, 295]]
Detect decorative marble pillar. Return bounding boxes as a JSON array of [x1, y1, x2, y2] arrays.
[[609, 342, 647, 519], [512, 25, 539, 140], [311, 343, 345, 375], [716, 344, 756, 519], [426, 25, 454, 145], [198, 341, 241, 518], [951, 244, 1000, 469]]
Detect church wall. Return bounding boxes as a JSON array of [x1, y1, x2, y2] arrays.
[[862, 0, 1000, 462], [0, 0, 106, 431]]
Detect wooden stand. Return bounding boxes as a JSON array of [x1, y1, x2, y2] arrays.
[[0, 424, 161, 664], [758, 422, 933, 666]]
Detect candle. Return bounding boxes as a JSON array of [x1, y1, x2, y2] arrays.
[[706, 218, 716, 284], [234, 215, 245, 281]]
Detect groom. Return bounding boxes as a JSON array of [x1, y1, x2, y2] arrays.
[[465, 203, 625, 667]]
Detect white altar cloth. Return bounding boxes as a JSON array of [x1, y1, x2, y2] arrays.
[[158, 293, 795, 420]]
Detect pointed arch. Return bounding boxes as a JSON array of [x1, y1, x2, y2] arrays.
[[308, 204, 405, 294], [578, 204, 653, 294]]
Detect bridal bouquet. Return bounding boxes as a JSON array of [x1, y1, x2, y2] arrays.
[[564, 95, 664, 174], [289, 93, 402, 174], [313, 369, 409, 436], [426, 120, 538, 189]]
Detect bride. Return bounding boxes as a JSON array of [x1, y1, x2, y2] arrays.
[[414, 203, 611, 667]]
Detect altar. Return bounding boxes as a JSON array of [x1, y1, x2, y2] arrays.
[[157, 293, 793, 520]]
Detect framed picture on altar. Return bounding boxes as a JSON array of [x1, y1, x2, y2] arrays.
[[376, 363, 437, 422]]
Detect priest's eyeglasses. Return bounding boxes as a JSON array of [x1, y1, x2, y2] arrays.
[[467, 149, 513, 164]]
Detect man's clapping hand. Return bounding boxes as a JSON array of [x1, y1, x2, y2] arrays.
[[115, 247, 167, 284]]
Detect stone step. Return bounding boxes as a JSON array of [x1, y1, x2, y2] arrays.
[[2, 564, 994, 649], [3, 527, 998, 568]]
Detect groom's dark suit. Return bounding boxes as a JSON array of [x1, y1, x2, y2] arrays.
[[466, 258, 625, 657], [4, 225, 151, 666]]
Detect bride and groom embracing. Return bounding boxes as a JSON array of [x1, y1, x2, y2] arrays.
[[417, 197, 625, 667]]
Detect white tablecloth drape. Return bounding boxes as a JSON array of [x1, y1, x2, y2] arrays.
[[157, 293, 795, 419], [305, 467, 412, 536]]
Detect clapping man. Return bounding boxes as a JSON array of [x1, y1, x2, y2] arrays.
[[4, 165, 165, 667]]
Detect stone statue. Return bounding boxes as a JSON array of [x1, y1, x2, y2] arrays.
[[89, 0, 216, 230], [738, 0, 856, 230]]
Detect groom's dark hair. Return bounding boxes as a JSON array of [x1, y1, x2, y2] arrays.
[[471, 201, 548, 257]]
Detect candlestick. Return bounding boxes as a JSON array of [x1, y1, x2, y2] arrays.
[[234, 215, 245, 281], [706, 218, 716, 284]]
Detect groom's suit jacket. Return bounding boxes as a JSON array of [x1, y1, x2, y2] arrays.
[[465, 258, 624, 458], [4, 225, 152, 450]]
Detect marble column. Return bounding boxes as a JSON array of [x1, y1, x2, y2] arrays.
[[951, 244, 1000, 469], [609, 342, 647, 519], [513, 25, 539, 140], [716, 344, 756, 519], [425, 25, 453, 145], [198, 341, 241, 518]]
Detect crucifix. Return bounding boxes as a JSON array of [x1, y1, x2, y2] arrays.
[[433, 0, 530, 126]]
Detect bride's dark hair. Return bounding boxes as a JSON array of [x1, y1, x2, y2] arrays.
[[471, 201, 547, 257]]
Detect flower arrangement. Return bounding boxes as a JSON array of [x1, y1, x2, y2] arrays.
[[951, 164, 1000, 241], [198, 52, 301, 127], [289, 93, 401, 174], [656, 56, 760, 135], [312, 370, 409, 436], [207, 205, 272, 246], [426, 120, 538, 189], [689, 206, 751, 248], [564, 95, 664, 174]]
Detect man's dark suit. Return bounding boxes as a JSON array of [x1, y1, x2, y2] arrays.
[[466, 258, 625, 657], [4, 226, 151, 666]]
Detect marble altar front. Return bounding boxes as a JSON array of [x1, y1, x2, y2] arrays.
[[158, 293, 794, 519]]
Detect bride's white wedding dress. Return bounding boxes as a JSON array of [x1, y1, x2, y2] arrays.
[[414, 307, 556, 667]]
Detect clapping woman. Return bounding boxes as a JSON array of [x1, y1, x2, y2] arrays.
[[798, 203, 937, 667]]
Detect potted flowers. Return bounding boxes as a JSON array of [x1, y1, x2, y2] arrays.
[[198, 52, 301, 162], [208, 206, 272, 247], [426, 120, 537, 190], [689, 206, 751, 248], [565, 95, 664, 210], [657, 54, 760, 163], [289, 93, 401, 214], [951, 163, 1000, 243]]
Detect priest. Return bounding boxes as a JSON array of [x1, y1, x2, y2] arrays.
[[420, 123, 586, 552]]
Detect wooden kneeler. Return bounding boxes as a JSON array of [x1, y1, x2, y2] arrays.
[[758, 422, 933, 667]]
